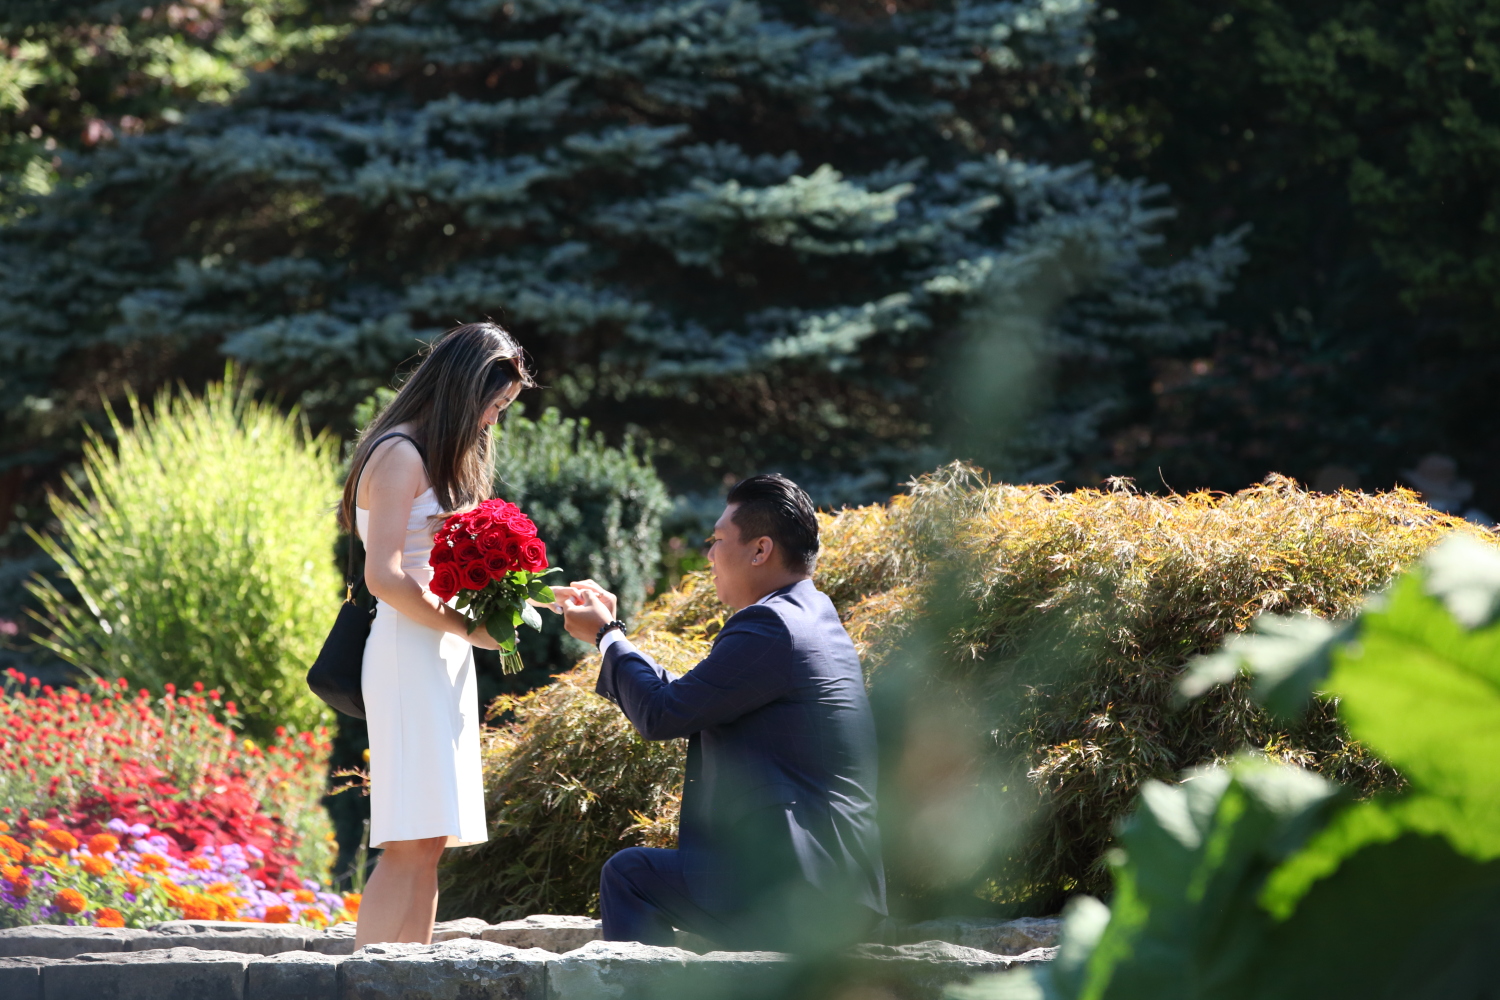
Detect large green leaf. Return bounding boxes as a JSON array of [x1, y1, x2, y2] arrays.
[[952, 758, 1338, 1000]]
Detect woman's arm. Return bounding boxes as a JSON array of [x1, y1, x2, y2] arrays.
[[360, 438, 499, 649]]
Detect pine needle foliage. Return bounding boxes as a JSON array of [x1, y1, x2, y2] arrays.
[[450, 464, 1482, 917], [0, 0, 1244, 511], [26, 370, 340, 737]]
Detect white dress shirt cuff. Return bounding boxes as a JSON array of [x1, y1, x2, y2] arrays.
[[598, 628, 631, 656]]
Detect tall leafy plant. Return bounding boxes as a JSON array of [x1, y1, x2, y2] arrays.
[[26, 370, 340, 737], [957, 532, 1500, 999]]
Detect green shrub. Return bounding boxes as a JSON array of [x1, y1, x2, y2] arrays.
[[489, 405, 670, 686], [448, 464, 1476, 918], [26, 371, 339, 737], [960, 533, 1500, 1000]]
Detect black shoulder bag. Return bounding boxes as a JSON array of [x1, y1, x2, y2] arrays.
[[306, 431, 426, 720]]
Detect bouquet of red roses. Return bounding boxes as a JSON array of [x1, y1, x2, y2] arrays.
[[428, 498, 557, 674]]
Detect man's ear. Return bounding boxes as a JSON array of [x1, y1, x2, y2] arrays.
[[750, 536, 775, 567]]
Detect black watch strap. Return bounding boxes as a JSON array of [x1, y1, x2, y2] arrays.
[[596, 620, 627, 646]]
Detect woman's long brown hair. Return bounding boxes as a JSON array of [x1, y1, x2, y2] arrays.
[[339, 323, 533, 531]]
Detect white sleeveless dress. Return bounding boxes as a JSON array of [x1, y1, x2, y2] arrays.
[[356, 490, 488, 849]]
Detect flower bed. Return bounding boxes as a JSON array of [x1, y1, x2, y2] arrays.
[[0, 817, 357, 927], [0, 669, 346, 927]]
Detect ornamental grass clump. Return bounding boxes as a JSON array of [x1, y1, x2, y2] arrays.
[[450, 464, 1484, 918], [26, 368, 341, 736]]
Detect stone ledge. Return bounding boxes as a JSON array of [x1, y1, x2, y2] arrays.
[[0, 913, 1059, 961], [4, 936, 1053, 1000]]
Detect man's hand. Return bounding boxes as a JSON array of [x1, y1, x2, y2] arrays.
[[563, 590, 616, 645], [568, 579, 618, 618]]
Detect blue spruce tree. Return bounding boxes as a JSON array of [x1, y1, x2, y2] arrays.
[[0, 0, 1244, 504]]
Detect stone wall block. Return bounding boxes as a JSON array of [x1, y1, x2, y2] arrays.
[[337, 939, 552, 1000], [307, 924, 358, 954], [0, 925, 147, 958], [431, 917, 493, 942], [481, 914, 602, 954], [843, 941, 1042, 998], [889, 917, 1062, 956], [547, 940, 792, 1000], [133, 920, 309, 955], [246, 949, 344, 1000], [0, 956, 57, 1000], [42, 946, 248, 1000]]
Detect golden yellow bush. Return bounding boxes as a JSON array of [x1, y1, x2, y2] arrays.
[[442, 464, 1487, 919]]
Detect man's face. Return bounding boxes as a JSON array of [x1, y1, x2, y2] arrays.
[[707, 503, 758, 609]]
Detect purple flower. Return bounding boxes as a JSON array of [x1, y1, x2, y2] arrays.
[[128, 823, 152, 839], [107, 818, 129, 834], [245, 845, 264, 860], [147, 835, 171, 852]]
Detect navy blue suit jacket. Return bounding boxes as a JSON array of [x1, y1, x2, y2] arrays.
[[596, 579, 886, 918]]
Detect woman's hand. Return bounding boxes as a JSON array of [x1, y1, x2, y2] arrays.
[[464, 624, 501, 651], [567, 579, 618, 618]]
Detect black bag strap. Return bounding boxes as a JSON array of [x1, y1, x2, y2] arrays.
[[346, 431, 429, 593]]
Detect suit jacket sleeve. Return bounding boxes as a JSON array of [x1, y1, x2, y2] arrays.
[[595, 604, 793, 741]]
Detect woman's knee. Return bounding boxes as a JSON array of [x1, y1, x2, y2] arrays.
[[378, 836, 447, 867]]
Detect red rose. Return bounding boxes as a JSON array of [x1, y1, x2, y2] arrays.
[[430, 564, 460, 601], [461, 561, 491, 591], [502, 538, 524, 564], [504, 513, 538, 539], [519, 538, 548, 572], [430, 542, 455, 565], [454, 539, 482, 563], [477, 528, 511, 553], [483, 549, 512, 578], [468, 511, 496, 531]]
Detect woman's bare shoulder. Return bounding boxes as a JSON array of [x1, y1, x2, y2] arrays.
[[360, 426, 428, 496]]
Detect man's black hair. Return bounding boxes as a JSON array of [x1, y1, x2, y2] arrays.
[[725, 474, 820, 575]]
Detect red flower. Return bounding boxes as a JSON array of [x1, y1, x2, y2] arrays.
[[461, 561, 491, 591], [501, 538, 524, 564], [430, 542, 455, 565], [467, 511, 496, 531], [476, 529, 510, 553], [519, 538, 548, 572], [503, 512, 538, 538], [483, 549, 512, 578], [454, 539, 482, 563], [430, 564, 460, 601]]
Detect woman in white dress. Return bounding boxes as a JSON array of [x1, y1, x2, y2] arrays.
[[338, 322, 551, 946]]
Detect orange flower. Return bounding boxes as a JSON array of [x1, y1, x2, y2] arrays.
[[291, 889, 315, 904], [186, 857, 213, 871], [136, 854, 169, 873], [80, 855, 112, 877], [53, 888, 87, 914], [204, 881, 235, 896], [178, 894, 219, 920], [26, 819, 49, 833], [124, 874, 146, 894], [95, 908, 125, 928], [86, 833, 119, 855], [0, 835, 23, 860], [342, 893, 361, 917], [42, 829, 78, 852], [301, 908, 329, 929], [0, 820, 9, 833], [214, 897, 243, 921], [262, 904, 292, 924], [5, 872, 30, 898]]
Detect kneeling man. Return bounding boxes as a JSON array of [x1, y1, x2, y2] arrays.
[[562, 474, 886, 952]]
